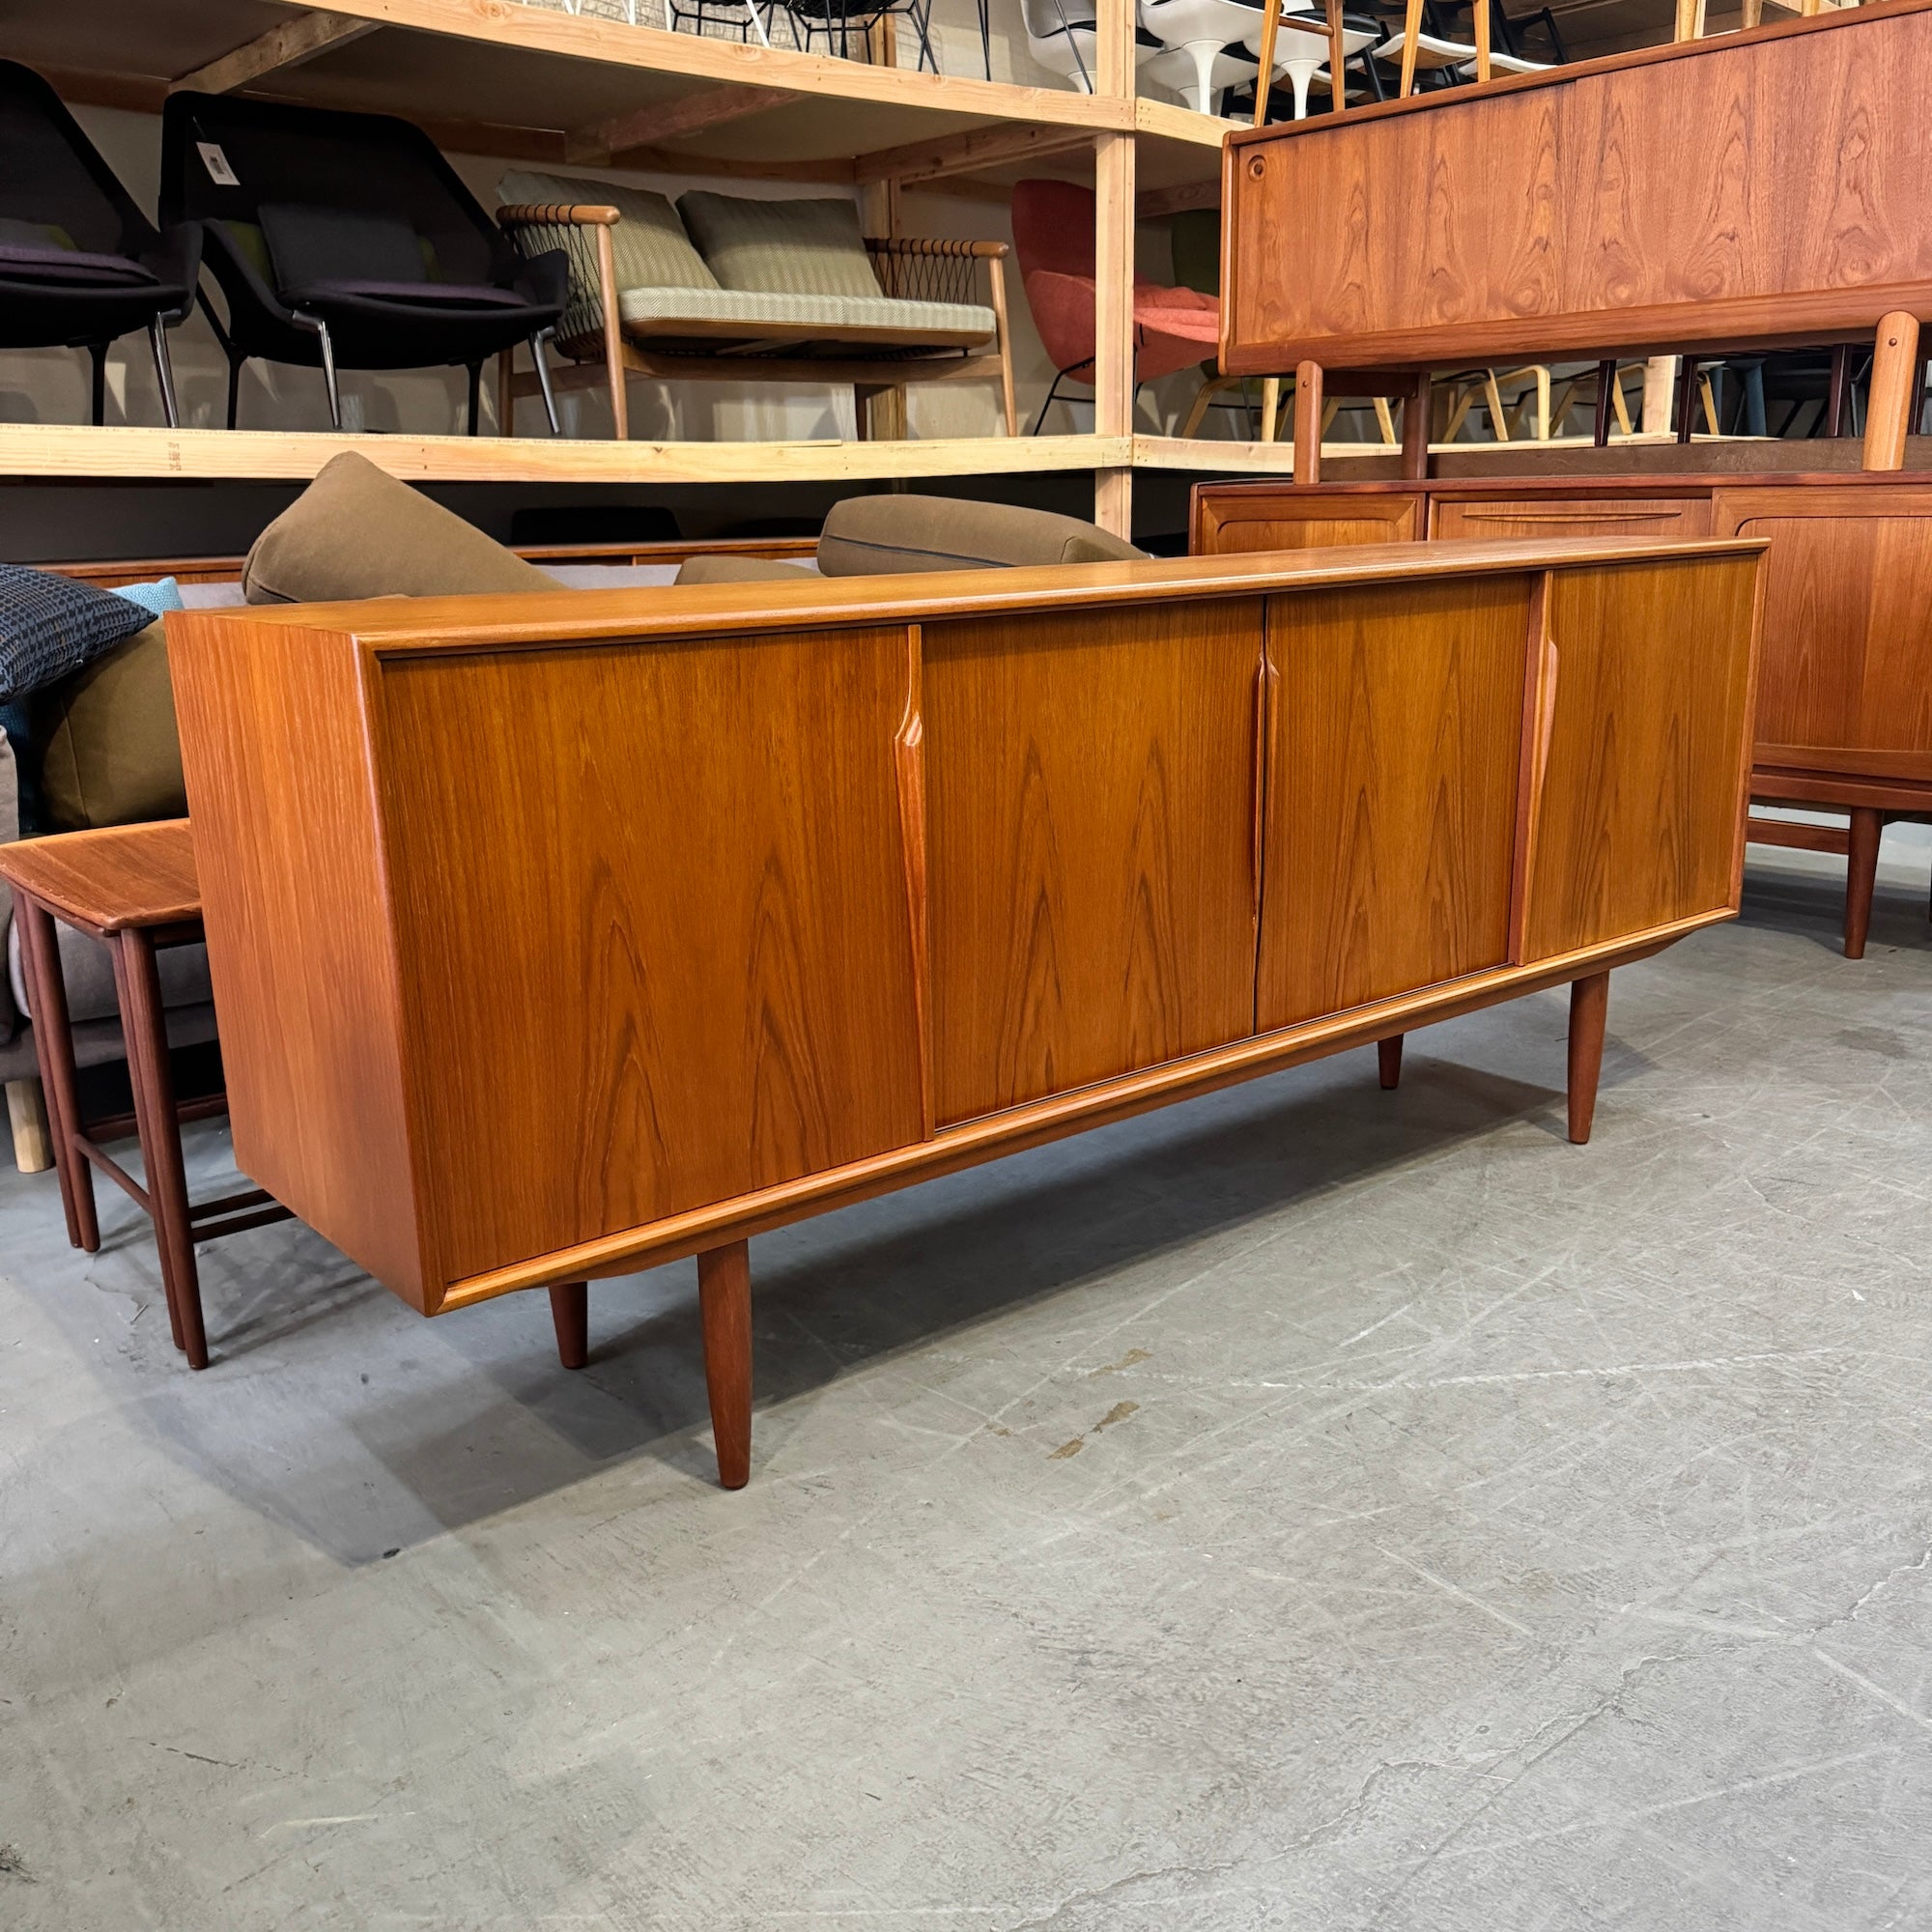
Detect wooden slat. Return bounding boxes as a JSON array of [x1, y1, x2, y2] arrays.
[[171, 10, 377, 93], [1747, 815, 1851, 853], [856, 120, 1095, 186], [0, 424, 1124, 486], [573, 83, 801, 163]]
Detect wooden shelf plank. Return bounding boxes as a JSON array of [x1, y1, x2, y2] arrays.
[[0, 424, 1126, 486], [1133, 436, 1298, 473], [289, 0, 1132, 130]]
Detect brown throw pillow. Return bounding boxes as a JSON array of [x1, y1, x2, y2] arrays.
[[816, 495, 1147, 576], [243, 451, 551, 604], [673, 554, 817, 585], [32, 620, 186, 832]]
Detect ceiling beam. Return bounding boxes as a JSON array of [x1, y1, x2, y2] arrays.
[[855, 120, 1094, 186], [171, 10, 379, 94], [570, 83, 802, 164]]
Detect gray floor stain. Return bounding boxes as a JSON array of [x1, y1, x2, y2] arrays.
[[1, 831, 1929, 1930]]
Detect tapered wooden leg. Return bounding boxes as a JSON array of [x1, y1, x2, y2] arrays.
[[549, 1281, 588, 1369], [1567, 972, 1609, 1146], [696, 1240, 753, 1491], [14, 894, 96, 1251], [1378, 1036, 1403, 1090], [113, 930, 207, 1368], [6, 1077, 52, 1174], [1845, 807, 1882, 959]]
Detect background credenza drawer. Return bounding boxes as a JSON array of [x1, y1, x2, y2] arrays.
[[1431, 497, 1714, 541], [1194, 492, 1424, 554]]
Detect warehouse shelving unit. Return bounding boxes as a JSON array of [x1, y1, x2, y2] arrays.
[[6, 0, 1292, 533]]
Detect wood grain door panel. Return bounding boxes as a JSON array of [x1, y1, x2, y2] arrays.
[[1433, 497, 1714, 541], [374, 628, 926, 1284], [1522, 556, 1759, 961], [1713, 488, 1932, 766], [1197, 494, 1424, 555], [923, 602, 1263, 1124], [1258, 577, 1530, 1031]]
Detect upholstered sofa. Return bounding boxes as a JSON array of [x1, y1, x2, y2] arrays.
[[495, 176, 1016, 440]]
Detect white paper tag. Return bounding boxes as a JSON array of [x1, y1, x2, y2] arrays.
[[197, 141, 239, 187]]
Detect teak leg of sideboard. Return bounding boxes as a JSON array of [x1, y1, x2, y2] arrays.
[[1567, 973, 1610, 1147], [549, 1281, 589, 1370], [1844, 808, 1883, 960], [1378, 1037, 1404, 1090], [697, 1241, 753, 1491]]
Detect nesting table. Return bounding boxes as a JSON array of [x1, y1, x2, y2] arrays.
[[0, 818, 289, 1367]]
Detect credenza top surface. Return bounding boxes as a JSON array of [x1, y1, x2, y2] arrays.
[[173, 535, 1767, 657]]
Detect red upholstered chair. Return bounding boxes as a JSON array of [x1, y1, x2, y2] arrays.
[[1011, 179, 1220, 433]]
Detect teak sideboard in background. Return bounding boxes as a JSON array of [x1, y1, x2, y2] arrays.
[[1192, 476, 1932, 956], [1219, 0, 1932, 481], [166, 541, 1763, 1487]]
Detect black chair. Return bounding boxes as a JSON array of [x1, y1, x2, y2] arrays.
[[0, 62, 199, 427], [159, 91, 567, 435]]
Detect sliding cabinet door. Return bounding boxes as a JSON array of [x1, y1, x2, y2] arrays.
[[1520, 555, 1759, 961], [923, 600, 1263, 1124], [1258, 577, 1531, 1030]]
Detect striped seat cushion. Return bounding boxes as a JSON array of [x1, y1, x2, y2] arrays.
[[617, 285, 994, 340]]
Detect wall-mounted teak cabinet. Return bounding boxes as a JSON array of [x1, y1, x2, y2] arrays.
[[168, 539, 1762, 1314]]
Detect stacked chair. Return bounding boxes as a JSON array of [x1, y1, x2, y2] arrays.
[[0, 61, 200, 427]]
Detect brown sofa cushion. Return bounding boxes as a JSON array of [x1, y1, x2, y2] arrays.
[[673, 554, 817, 586], [816, 495, 1147, 576], [243, 452, 551, 604], [32, 620, 186, 832]]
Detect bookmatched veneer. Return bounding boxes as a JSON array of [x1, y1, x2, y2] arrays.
[[167, 539, 1762, 1487]]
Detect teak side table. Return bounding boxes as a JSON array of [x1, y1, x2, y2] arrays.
[[0, 819, 290, 1368]]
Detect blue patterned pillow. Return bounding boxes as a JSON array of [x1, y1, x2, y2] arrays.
[[0, 565, 153, 703]]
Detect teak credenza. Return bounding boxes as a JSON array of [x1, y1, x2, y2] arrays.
[[167, 541, 1763, 1487], [1192, 475, 1932, 957]]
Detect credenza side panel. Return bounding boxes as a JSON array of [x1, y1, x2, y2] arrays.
[[372, 628, 926, 1286], [1257, 578, 1529, 1032], [166, 618, 432, 1308], [923, 600, 1263, 1125], [1713, 486, 1932, 780], [1522, 556, 1760, 962]]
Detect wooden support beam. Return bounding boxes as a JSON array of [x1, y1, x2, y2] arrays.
[[1093, 2, 1135, 541], [1137, 179, 1219, 220], [1293, 359, 1323, 484], [171, 11, 378, 93], [1863, 310, 1921, 470], [856, 120, 1094, 186], [572, 84, 801, 164]]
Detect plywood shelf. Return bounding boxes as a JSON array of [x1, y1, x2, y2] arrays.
[[25, 0, 1133, 179], [0, 423, 1132, 487]]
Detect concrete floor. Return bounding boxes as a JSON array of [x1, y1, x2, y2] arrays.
[[2, 832, 1929, 1931]]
